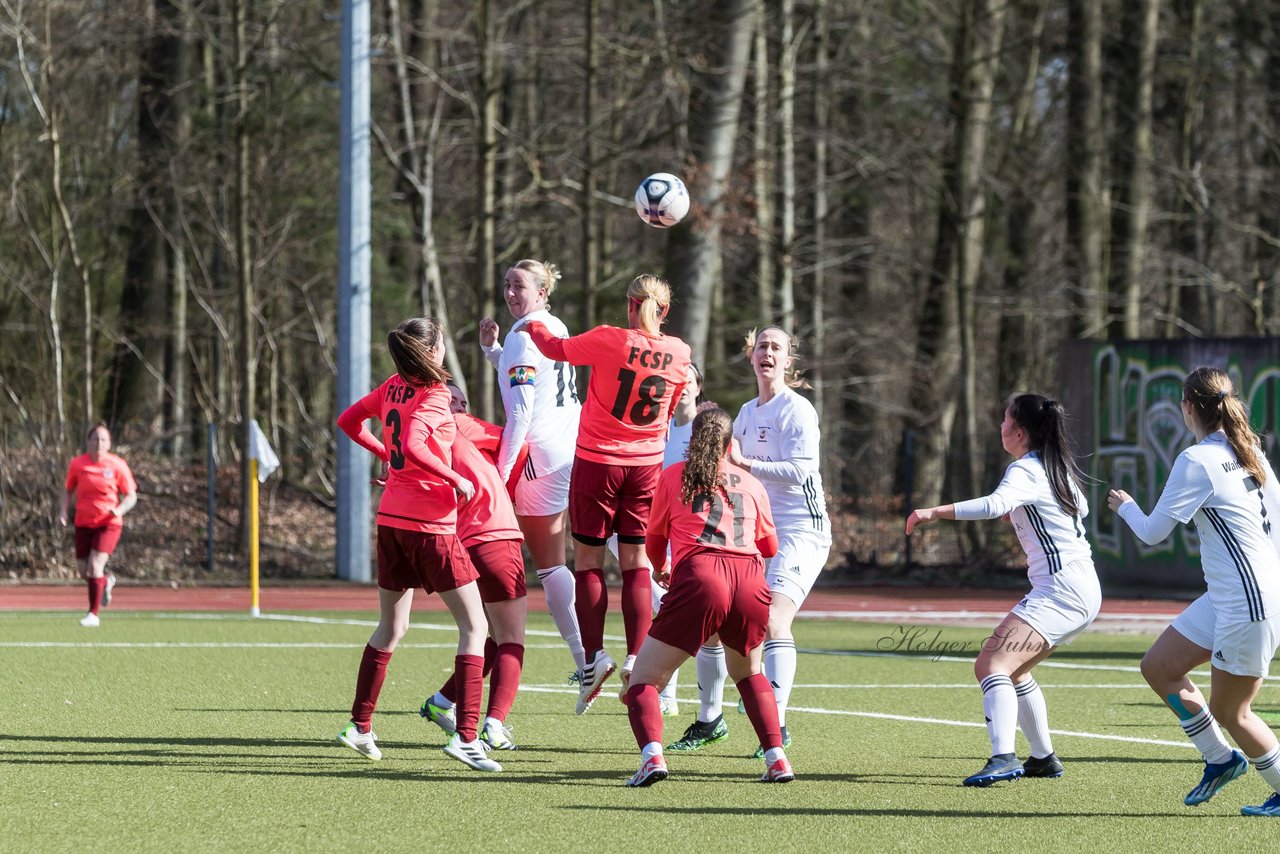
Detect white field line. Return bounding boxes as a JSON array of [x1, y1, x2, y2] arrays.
[[527, 682, 1173, 690], [254, 612, 629, 642], [800, 610, 1178, 623], [515, 686, 1197, 750]]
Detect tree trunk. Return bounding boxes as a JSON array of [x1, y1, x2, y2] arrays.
[[1066, 0, 1106, 338], [811, 0, 834, 490], [234, 0, 255, 548], [1169, 0, 1209, 336], [476, 0, 498, 420], [580, 0, 600, 333], [666, 0, 755, 366], [777, 0, 797, 334], [753, 0, 774, 321], [166, 1, 192, 457]]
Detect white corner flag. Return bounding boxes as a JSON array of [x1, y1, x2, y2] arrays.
[[249, 419, 280, 482]]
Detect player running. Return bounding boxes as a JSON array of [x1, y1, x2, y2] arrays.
[[524, 273, 692, 713], [622, 407, 793, 786], [479, 260, 586, 679], [669, 327, 829, 756], [59, 424, 137, 627], [1109, 367, 1280, 816], [906, 393, 1102, 786], [335, 317, 499, 772], [420, 383, 528, 751]]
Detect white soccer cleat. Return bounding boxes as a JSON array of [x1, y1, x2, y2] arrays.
[[336, 722, 382, 761], [79, 612, 100, 628], [102, 574, 116, 607], [444, 733, 503, 772], [576, 650, 617, 715], [659, 697, 680, 717], [479, 720, 517, 751], [626, 753, 669, 787]]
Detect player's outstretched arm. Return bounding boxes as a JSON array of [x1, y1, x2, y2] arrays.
[[905, 504, 956, 535]]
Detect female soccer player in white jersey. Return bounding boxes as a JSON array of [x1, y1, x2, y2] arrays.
[[669, 327, 830, 755], [1108, 367, 1280, 817], [906, 393, 1102, 786], [479, 260, 586, 676]]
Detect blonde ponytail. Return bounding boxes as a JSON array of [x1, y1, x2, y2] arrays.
[[626, 274, 671, 336]]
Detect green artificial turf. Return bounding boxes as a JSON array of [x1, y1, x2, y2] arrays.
[[3, 609, 1278, 852]]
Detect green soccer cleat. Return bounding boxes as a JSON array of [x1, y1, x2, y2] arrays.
[[479, 720, 517, 751], [667, 715, 729, 752], [419, 697, 457, 737]]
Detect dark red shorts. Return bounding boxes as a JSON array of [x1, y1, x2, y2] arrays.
[[569, 458, 662, 544], [376, 527, 478, 594], [75, 525, 122, 559], [647, 550, 771, 657], [467, 538, 527, 603]]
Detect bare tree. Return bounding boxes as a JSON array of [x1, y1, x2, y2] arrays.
[[1066, 0, 1107, 338]]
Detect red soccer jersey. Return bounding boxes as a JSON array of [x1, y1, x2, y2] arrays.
[[647, 462, 776, 572], [65, 452, 137, 528], [454, 412, 529, 501], [451, 426, 524, 547], [530, 324, 690, 466], [339, 375, 458, 534]]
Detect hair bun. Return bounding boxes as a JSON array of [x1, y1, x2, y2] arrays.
[[543, 261, 562, 282]]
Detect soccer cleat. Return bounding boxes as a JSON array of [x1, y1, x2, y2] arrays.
[[575, 650, 617, 715], [659, 696, 680, 717], [1185, 750, 1248, 806], [1022, 752, 1064, 779], [567, 670, 582, 687], [1241, 792, 1280, 817], [625, 754, 669, 787], [753, 725, 791, 760], [963, 754, 1024, 787], [336, 722, 382, 761], [760, 755, 796, 783], [419, 697, 457, 737], [479, 720, 517, 751], [79, 612, 100, 628], [443, 733, 503, 772], [667, 715, 729, 752], [617, 667, 632, 704], [103, 574, 116, 607]]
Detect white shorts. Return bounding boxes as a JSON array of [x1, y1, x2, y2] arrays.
[[1011, 565, 1101, 647], [1171, 593, 1280, 678], [765, 528, 832, 608], [513, 462, 571, 517]]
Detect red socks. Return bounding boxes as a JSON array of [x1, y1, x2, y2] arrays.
[[439, 637, 498, 703], [87, 576, 107, 615], [620, 568, 652, 656], [485, 643, 525, 721], [575, 568, 607, 659], [452, 654, 484, 742], [737, 672, 782, 751], [350, 645, 394, 731], [625, 682, 664, 748]]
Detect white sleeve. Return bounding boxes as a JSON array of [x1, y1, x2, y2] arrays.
[[1151, 451, 1212, 524], [498, 383, 534, 480], [1117, 500, 1180, 545], [748, 402, 819, 486], [952, 461, 1040, 520], [1258, 453, 1280, 557], [482, 341, 503, 369]]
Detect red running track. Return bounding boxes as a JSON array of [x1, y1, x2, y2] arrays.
[[0, 583, 1187, 619]]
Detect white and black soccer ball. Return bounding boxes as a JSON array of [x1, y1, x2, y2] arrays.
[[634, 173, 690, 229]]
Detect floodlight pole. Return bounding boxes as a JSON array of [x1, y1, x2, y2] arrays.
[[336, 0, 372, 582]]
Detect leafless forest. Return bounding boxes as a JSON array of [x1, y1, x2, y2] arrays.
[[3, 0, 1280, 574]]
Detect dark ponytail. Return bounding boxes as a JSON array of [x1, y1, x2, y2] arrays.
[[1007, 393, 1086, 517], [680, 407, 735, 508], [388, 317, 451, 387]]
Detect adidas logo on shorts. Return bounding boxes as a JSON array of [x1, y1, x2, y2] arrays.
[[1214, 650, 1226, 662]]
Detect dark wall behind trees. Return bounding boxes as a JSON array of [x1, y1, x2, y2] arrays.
[[5, 0, 1280, 566]]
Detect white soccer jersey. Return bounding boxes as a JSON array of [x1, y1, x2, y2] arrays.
[[662, 418, 692, 469], [734, 388, 830, 540], [953, 452, 1094, 587], [1137, 432, 1280, 623], [490, 310, 581, 478]]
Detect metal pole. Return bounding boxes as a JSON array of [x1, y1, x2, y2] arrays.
[[903, 428, 914, 568], [207, 423, 216, 572], [336, 0, 372, 581]]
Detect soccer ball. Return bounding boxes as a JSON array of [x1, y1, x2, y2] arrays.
[[635, 173, 690, 229]]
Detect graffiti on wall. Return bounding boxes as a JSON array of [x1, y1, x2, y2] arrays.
[[1088, 343, 1280, 570]]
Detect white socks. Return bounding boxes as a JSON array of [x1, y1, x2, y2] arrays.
[[763, 638, 797, 727], [1014, 676, 1053, 758], [1250, 745, 1280, 794], [696, 644, 727, 722], [537, 564, 586, 670], [980, 673, 1017, 756], [641, 741, 663, 762], [1178, 707, 1234, 765]]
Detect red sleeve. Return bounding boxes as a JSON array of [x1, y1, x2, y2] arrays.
[[403, 387, 462, 486], [646, 475, 673, 574], [523, 321, 568, 361], [337, 389, 389, 462], [117, 458, 137, 494], [756, 532, 779, 559], [65, 458, 79, 493]]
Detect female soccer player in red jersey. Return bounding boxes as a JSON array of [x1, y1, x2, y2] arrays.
[[621, 407, 794, 786], [524, 274, 693, 714], [59, 424, 137, 627], [479, 260, 586, 678], [420, 384, 528, 751], [334, 317, 499, 772]]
